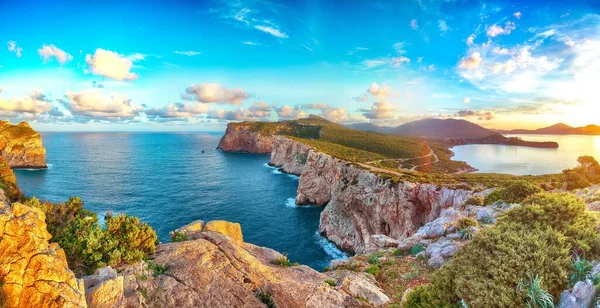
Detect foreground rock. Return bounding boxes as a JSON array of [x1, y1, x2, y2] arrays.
[[83, 267, 124, 308], [217, 122, 278, 154], [124, 229, 388, 307], [0, 202, 86, 307], [0, 121, 47, 169], [169, 219, 243, 242]]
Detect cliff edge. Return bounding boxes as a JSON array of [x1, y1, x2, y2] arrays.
[[0, 121, 47, 169], [217, 122, 279, 154]]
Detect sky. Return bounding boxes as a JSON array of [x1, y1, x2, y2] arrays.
[[0, 0, 599, 131]]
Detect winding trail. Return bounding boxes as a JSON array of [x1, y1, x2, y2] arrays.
[[359, 145, 439, 175]]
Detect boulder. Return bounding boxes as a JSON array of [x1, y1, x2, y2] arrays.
[[122, 231, 384, 307], [414, 208, 464, 239], [424, 238, 461, 269], [327, 270, 390, 306], [204, 220, 244, 242], [475, 207, 496, 223], [83, 266, 124, 308], [558, 280, 596, 308], [367, 234, 400, 251], [0, 202, 86, 307]]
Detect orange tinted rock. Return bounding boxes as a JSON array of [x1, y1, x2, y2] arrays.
[[203, 220, 243, 242], [0, 121, 47, 169]]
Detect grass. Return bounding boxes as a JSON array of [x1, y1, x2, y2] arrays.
[[518, 274, 555, 308], [364, 265, 380, 277], [569, 255, 593, 287], [147, 262, 168, 277], [270, 254, 299, 267], [256, 289, 276, 308], [171, 231, 188, 242], [410, 244, 426, 256], [324, 279, 337, 287]]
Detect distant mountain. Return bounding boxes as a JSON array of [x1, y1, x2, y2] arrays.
[[499, 123, 600, 135], [346, 123, 390, 133], [389, 118, 500, 139]]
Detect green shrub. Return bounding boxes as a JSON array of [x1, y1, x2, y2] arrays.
[[454, 217, 478, 230], [256, 289, 276, 308], [562, 156, 600, 189], [501, 192, 599, 255], [147, 262, 168, 277], [517, 274, 555, 308], [464, 196, 484, 207], [569, 255, 593, 287], [364, 265, 380, 277], [484, 180, 543, 205], [105, 214, 158, 265], [411, 244, 426, 256], [325, 279, 337, 287], [270, 254, 298, 267], [171, 231, 188, 242], [458, 228, 474, 240], [405, 284, 460, 308], [368, 252, 383, 264], [563, 170, 591, 190]]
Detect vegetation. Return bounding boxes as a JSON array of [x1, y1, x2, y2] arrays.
[[256, 289, 276, 308], [454, 217, 478, 230], [411, 244, 426, 256], [405, 192, 599, 308], [569, 255, 593, 287], [484, 180, 544, 205], [562, 156, 600, 189], [148, 262, 168, 277], [458, 228, 475, 240], [463, 196, 484, 207], [364, 265, 380, 277], [517, 274, 555, 308], [0, 157, 22, 201], [324, 279, 337, 287], [270, 254, 299, 267], [171, 231, 188, 242], [24, 197, 158, 276]]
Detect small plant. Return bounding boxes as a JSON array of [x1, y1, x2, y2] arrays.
[[364, 265, 380, 277], [324, 279, 336, 287], [323, 266, 330, 272], [256, 289, 276, 308], [458, 228, 475, 240], [392, 248, 408, 257], [270, 254, 299, 267], [455, 217, 478, 230], [139, 289, 148, 299], [518, 274, 554, 308], [569, 255, 593, 286], [463, 196, 484, 207], [171, 231, 188, 242], [147, 262, 167, 277], [479, 215, 494, 224], [410, 243, 426, 256], [368, 252, 383, 264]]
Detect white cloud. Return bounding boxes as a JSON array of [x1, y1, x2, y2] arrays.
[[463, 97, 471, 104], [126, 53, 147, 62], [486, 21, 516, 37], [0, 90, 53, 116], [361, 101, 396, 120], [145, 102, 210, 118], [347, 47, 369, 55], [514, 12, 522, 19], [64, 89, 143, 118], [492, 46, 509, 55], [410, 19, 418, 30], [393, 42, 406, 54], [368, 83, 393, 100], [183, 83, 249, 105], [209, 106, 271, 121], [456, 110, 495, 120], [7, 41, 22, 57], [438, 20, 449, 32], [459, 52, 483, 70], [390, 56, 410, 67], [242, 41, 263, 46], [38, 45, 73, 65], [173, 50, 201, 56], [466, 34, 476, 46], [85, 49, 138, 81], [254, 25, 288, 38], [301, 103, 329, 110], [276, 105, 306, 120]]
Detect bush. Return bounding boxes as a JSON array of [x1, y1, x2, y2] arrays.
[[25, 197, 158, 276], [0, 158, 22, 202], [463, 196, 484, 207], [501, 192, 599, 255], [256, 289, 276, 308], [270, 254, 298, 267], [405, 284, 460, 308], [562, 156, 600, 189], [171, 231, 188, 242], [454, 217, 478, 230], [563, 170, 591, 190], [458, 228, 475, 240], [484, 180, 543, 205], [324, 279, 336, 287], [364, 265, 380, 277], [411, 244, 426, 256]]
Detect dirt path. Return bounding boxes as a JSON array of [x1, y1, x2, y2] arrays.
[[360, 146, 439, 174]]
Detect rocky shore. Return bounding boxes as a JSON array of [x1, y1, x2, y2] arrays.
[[0, 121, 47, 169]]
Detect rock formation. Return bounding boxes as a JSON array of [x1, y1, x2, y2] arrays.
[[123, 228, 389, 307], [0, 121, 47, 169], [217, 122, 277, 154], [268, 137, 474, 254], [0, 202, 86, 308], [83, 267, 124, 308]]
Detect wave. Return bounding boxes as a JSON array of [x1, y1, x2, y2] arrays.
[[314, 231, 348, 260], [285, 197, 297, 207], [287, 174, 299, 180], [272, 169, 283, 174]]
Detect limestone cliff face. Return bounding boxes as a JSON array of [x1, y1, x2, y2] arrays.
[[268, 137, 473, 254], [0, 121, 47, 169], [122, 230, 388, 307], [269, 136, 312, 175], [217, 122, 275, 154], [0, 201, 86, 308]]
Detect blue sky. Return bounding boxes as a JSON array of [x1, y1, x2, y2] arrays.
[[0, 0, 598, 131]]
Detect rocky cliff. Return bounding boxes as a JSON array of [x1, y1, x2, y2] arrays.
[[269, 136, 312, 174], [269, 137, 473, 254], [217, 122, 277, 154], [0, 121, 47, 169], [0, 201, 87, 308]]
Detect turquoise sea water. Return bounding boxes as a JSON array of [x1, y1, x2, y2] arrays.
[[452, 134, 600, 175], [14, 132, 346, 270]]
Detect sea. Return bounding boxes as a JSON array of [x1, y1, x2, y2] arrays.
[[451, 134, 600, 175], [14, 132, 347, 270]]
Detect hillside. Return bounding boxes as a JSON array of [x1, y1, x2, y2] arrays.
[[0, 121, 47, 169], [219, 115, 475, 174], [500, 123, 600, 135], [389, 118, 500, 139]]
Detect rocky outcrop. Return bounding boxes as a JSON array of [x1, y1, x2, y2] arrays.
[[169, 219, 244, 243], [267, 137, 474, 254], [0, 202, 86, 307], [83, 267, 124, 308], [217, 122, 276, 154], [122, 230, 388, 307], [0, 121, 47, 169], [269, 136, 312, 175]]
